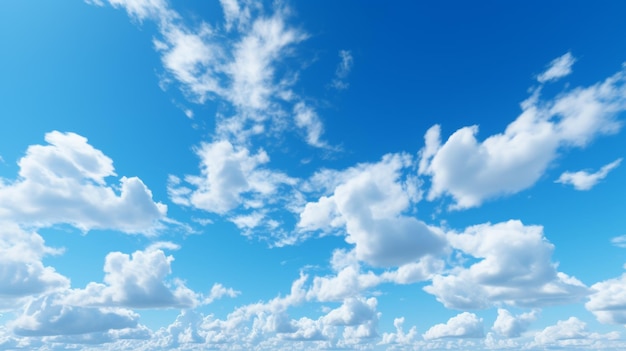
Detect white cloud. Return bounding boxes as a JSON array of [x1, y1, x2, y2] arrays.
[[168, 139, 298, 235], [220, 0, 251, 31], [556, 158, 622, 190], [380, 256, 445, 284], [226, 12, 306, 112], [419, 64, 626, 209], [424, 220, 588, 309], [323, 297, 378, 327], [491, 308, 538, 338], [204, 283, 240, 304], [530, 316, 620, 348], [379, 317, 419, 345], [537, 52, 576, 83], [107, 0, 171, 21], [611, 235, 626, 248], [331, 50, 353, 90], [0, 223, 69, 309], [10, 294, 139, 336], [0, 131, 167, 234], [586, 272, 626, 324], [65, 245, 199, 309], [423, 312, 484, 340], [294, 102, 326, 148], [298, 153, 445, 267], [99, 0, 333, 148]]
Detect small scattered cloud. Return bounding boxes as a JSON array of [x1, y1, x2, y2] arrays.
[[537, 52, 576, 83], [331, 50, 353, 90], [610, 235, 626, 248], [556, 158, 622, 190], [204, 283, 240, 304]]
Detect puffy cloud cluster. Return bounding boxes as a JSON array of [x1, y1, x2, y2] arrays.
[[65, 244, 199, 309], [531, 317, 619, 348], [168, 139, 298, 236], [423, 312, 484, 340], [419, 54, 626, 209], [0, 131, 167, 234], [491, 308, 538, 338], [424, 220, 588, 309], [298, 153, 445, 267]]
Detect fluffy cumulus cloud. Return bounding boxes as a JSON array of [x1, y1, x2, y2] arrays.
[[491, 308, 538, 338], [424, 220, 588, 309], [419, 55, 626, 209], [64, 244, 199, 309], [556, 158, 622, 190], [531, 317, 619, 348], [0, 223, 69, 309], [0, 131, 167, 234], [168, 139, 298, 235], [322, 297, 378, 327], [423, 312, 484, 340], [298, 153, 445, 267], [586, 271, 626, 324]]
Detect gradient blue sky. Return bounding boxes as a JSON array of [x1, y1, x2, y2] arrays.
[[2, 1, 626, 350]]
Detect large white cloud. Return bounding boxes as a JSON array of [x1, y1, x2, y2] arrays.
[[64, 244, 199, 309], [298, 153, 445, 267], [424, 220, 588, 309], [422, 312, 484, 340], [0, 131, 167, 234], [0, 223, 69, 311], [419, 57, 626, 209]]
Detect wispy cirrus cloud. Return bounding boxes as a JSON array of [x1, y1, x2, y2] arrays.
[[331, 50, 353, 90]]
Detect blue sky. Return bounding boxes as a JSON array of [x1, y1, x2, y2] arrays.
[[2, 0, 626, 350]]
